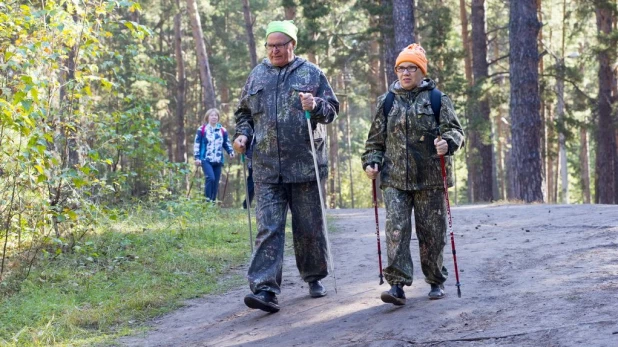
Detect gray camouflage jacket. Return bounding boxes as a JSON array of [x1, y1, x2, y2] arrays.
[[234, 57, 339, 184], [362, 79, 465, 191]]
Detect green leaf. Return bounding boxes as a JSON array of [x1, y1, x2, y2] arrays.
[[21, 99, 33, 111]]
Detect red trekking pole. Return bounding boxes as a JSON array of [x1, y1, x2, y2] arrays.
[[372, 172, 385, 285], [438, 133, 462, 298]]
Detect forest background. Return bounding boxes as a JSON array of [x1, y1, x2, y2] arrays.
[[1, 0, 617, 345]]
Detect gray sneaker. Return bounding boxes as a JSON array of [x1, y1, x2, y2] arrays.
[[308, 280, 327, 298], [428, 284, 445, 300]]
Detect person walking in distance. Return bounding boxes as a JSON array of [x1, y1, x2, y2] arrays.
[[194, 108, 235, 202]]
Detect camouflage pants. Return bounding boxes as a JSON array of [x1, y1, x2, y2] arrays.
[[382, 187, 448, 287], [247, 181, 329, 294]]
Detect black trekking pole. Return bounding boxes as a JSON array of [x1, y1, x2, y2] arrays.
[[241, 154, 254, 253], [305, 109, 338, 293], [372, 174, 385, 285], [437, 132, 462, 298]]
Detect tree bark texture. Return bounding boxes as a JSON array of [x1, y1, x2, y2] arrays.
[[174, 12, 187, 163], [580, 127, 591, 204], [460, 0, 473, 85], [509, 0, 544, 202], [469, 0, 494, 202], [381, 0, 397, 86], [555, 60, 568, 203], [186, 0, 217, 111], [242, 0, 258, 68], [594, 3, 617, 204], [392, 0, 415, 52], [369, 14, 383, 115], [537, 0, 550, 202]]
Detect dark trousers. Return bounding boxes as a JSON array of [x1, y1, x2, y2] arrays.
[[201, 161, 222, 201], [247, 181, 329, 294], [382, 187, 448, 287]]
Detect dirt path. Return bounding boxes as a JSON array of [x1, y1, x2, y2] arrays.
[[120, 204, 618, 347]]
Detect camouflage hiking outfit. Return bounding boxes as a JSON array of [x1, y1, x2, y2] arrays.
[[234, 56, 339, 295], [362, 78, 464, 288]]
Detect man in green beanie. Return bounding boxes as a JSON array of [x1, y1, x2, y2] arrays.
[[233, 20, 339, 313]]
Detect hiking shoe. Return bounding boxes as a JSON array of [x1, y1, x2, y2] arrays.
[[381, 284, 406, 306], [309, 280, 327, 298], [428, 283, 445, 300], [244, 291, 280, 313]]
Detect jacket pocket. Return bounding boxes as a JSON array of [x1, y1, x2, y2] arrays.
[[415, 102, 439, 131], [249, 86, 264, 114]]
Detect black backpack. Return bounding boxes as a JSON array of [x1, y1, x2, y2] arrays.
[[383, 88, 442, 126]]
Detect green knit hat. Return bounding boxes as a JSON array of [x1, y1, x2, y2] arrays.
[[265, 20, 298, 44]]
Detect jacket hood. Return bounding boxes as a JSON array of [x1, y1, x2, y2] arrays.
[[261, 56, 306, 73], [389, 78, 436, 95]]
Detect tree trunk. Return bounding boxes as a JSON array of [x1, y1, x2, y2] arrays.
[[381, 0, 397, 86], [328, 118, 339, 208], [580, 126, 591, 203], [392, 0, 415, 52], [594, 3, 617, 204], [556, 0, 569, 203], [174, 11, 187, 164], [369, 15, 383, 116], [555, 60, 568, 203], [469, 0, 493, 202], [186, 0, 217, 111], [509, 0, 544, 202], [460, 0, 473, 85], [283, 0, 296, 20], [537, 0, 550, 202], [242, 0, 258, 68]]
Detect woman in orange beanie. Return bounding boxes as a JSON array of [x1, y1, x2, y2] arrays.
[[361, 43, 465, 305]]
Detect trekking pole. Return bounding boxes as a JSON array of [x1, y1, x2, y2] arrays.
[[305, 110, 338, 293], [241, 154, 254, 253], [372, 175, 385, 285], [186, 165, 200, 198], [437, 132, 462, 298]]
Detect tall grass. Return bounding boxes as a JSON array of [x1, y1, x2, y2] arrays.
[[0, 199, 253, 346]]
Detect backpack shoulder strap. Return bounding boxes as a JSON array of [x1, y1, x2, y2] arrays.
[[200, 124, 206, 137], [430, 88, 442, 125], [383, 91, 395, 118]]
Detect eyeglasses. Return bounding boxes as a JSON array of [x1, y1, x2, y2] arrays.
[[395, 66, 419, 74], [264, 39, 293, 52]]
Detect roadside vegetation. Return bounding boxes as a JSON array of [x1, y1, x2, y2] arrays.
[[1, 199, 252, 346]]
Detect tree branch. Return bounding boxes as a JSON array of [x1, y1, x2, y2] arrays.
[[488, 54, 509, 66]]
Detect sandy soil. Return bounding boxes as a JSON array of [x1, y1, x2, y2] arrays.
[[120, 204, 618, 347]]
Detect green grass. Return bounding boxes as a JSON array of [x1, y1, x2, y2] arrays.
[[0, 199, 253, 346]]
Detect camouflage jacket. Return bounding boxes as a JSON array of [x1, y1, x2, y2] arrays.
[[234, 57, 339, 183], [362, 79, 465, 191]]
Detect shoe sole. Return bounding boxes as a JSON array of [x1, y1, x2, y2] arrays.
[[244, 296, 280, 313], [310, 291, 327, 298], [380, 292, 406, 306], [429, 291, 445, 300]]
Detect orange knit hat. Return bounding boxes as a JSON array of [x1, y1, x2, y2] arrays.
[[395, 43, 428, 76]]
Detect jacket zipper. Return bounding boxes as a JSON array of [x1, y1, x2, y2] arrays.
[[275, 68, 283, 182], [405, 95, 410, 191]]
